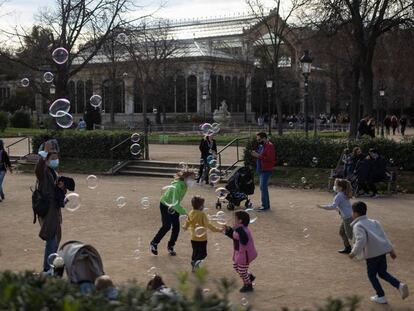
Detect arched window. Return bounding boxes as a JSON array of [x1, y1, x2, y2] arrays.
[[176, 76, 185, 112], [102, 79, 125, 113], [85, 80, 93, 110], [133, 79, 142, 113], [187, 75, 197, 112], [210, 74, 217, 112], [232, 77, 238, 112], [76, 80, 85, 113], [224, 76, 231, 111]]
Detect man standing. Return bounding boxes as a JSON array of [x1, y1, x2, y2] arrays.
[[251, 132, 276, 212]]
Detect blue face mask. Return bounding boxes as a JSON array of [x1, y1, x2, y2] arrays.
[[48, 159, 59, 169]]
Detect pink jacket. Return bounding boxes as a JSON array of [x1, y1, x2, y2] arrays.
[[227, 224, 257, 265]]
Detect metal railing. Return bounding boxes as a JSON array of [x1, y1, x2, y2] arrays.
[[109, 135, 145, 174], [6, 137, 31, 157], [217, 136, 250, 176]]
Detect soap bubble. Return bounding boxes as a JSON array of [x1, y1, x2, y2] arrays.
[[86, 175, 98, 189], [203, 288, 210, 294], [389, 158, 394, 164], [116, 33, 128, 44], [311, 157, 318, 167], [116, 196, 126, 208], [215, 187, 229, 200], [152, 108, 157, 114], [303, 228, 310, 239], [209, 173, 220, 184], [140, 197, 150, 209], [133, 249, 141, 260], [55, 110, 73, 128], [207, 155, 214, 164], [161, 185, 178, 208], [200, 123, 213, 136], [147, 266, 157, 277], [21, 78, 30, 87], [43, 72, 54, 83], [130, 143, 142, 156], [214, 242, 220, 251], [246, 208, 258, 224], [195, 226, 207, 238], [178, 162, 188, 171], [179, 214, 188, 222], [289, 122, 294, 128], [168, 207, 176, 214], [241, 297, 249, 306], [49, 98, 70, 117], [211, 122, 220, 134], [52, 47, 69, 65], [90, 95, 102, 108], [131, 133, 141, 143], [283, 162, 288, 166], [65, 193, 81, 212], [301, 177, 307, 184], [209, 159, 218, 168], [47, 253, 60, 268]]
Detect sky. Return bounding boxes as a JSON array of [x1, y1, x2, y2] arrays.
[[0, 0, 278, 29]]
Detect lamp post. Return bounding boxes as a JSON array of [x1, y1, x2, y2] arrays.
[[202, 92, 207, 121], [266, 79, 273, 135], [300, 50, 313, 138], [379, 87, 385, 137], [50, 84, 56, 95]]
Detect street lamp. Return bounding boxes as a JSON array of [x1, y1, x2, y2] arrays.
[[300, 50, 313, 138], [379, 86, 385, 137], [266, 79, 273, 135], [50, 84, 56, 95], [202, 92, 207, 121]]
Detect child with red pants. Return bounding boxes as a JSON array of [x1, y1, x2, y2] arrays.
[[224, 211, 258, 292]]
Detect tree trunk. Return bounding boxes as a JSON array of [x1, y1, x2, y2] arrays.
[[349, 65, 361, 138], [276, 83, 283, 135], [361, 60, 374, 116]]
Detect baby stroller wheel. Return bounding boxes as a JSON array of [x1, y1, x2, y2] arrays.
[[227, 202, 235, 211]]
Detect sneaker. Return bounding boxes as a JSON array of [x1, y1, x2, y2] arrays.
[[167, 246, 176, 256], [370, 295, 387, 304], [256, 206, 270, 212], [338, 246, 352, 254], [399, 283, 409, 300], [41, 268, 54, 277], [150, 242, 158, 255], [194, 260, 203, 269], [239, 284, 253, 293]]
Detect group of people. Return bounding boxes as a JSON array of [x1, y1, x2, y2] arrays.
[[317, 179, 409, 304], [358, 114, 409, 138], [341, 147, 389, 198]]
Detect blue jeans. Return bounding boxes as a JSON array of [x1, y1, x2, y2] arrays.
[[0, 170, 6, 199], [43, 235, 58, 271], [259, 171, 272, 209], [366, 254, 400, 297]]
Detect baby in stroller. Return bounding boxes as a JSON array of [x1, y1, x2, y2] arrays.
[[216, 166, 255, 210]]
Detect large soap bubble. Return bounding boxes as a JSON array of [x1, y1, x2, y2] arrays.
[[161, 185, 178, 208], [55, 111, 73, 128], [43, 72, 54, 83], [52, 47, 69, 65], [90, 95, 102, 108], [49, 98, 70, 117], [65, 193, 81, 212], [21, 78, 30, 87]]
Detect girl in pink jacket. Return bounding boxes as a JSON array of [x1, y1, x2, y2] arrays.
[[224, 211, 258, 292]]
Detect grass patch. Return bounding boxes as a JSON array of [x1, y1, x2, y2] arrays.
[[1, 127, 48, 137]]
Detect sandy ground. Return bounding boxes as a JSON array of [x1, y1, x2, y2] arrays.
[[0, 172, 413, 310]]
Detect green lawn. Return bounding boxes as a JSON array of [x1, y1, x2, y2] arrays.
[[1, 127, 48, 137]]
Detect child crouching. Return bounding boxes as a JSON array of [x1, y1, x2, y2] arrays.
[[183, 196, 223, 271], [224, 211, 257, 293]]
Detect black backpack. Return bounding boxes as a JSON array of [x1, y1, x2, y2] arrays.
[[31, 184, 49, 224]]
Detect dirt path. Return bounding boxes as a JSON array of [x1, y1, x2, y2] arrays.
[[0, 172, 413, 310]]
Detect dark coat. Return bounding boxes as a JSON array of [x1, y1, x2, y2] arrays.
[[199, 138, 217, 159], [0, 150, 11, 171], [35, 159, 62, 243], [355, 156, 371, 182], [370, 156, 388, 182]]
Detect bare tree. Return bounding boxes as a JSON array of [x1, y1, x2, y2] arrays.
[[302, 0, 414, 137], [0, 0, 133, 101], [246, 0, 308, 135], [124, 21, 179, 159]]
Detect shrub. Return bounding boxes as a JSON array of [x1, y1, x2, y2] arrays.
[[0, 111, 8, 132], [244, 136, 414, 171], [32, 130, 144, 160], [10, 110, 31, 128]]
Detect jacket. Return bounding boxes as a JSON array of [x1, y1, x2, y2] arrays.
[[0, 150, 11, 171], [160, 179, 187, 215], [351, 215, 393, 259], [225, 224, 257, 265], [369, 156, 388, 182], [183, 209, 222, 241], [199, 138, 217, 159], [320, 191, 352, 219], [257, 141, 276, 172], [35, 158, 62, 243]]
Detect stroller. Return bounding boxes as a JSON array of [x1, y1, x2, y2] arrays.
[[216, 166, 255, 211], [58, 240, 105, 286]]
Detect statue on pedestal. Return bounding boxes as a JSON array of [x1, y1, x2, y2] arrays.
[[213, 100, 231, 124]]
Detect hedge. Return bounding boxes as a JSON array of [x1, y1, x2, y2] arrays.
[[244, 136, 414, 171], [0, 271, 392, 311], [32, 130, 145, 160]]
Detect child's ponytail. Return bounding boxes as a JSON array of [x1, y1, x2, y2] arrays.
[[337, 179, 353, 199]]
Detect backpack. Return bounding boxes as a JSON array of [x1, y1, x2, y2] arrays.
[[31, 184, 49, 224]]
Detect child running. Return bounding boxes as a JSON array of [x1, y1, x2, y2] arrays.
[[150, 170, 196, 256], [183, 196, 223, 271], [224, 211, 257, 292], [317, 178, 353, 254], [349, 201, 409, 304]]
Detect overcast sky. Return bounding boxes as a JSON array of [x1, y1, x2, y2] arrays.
[[1, 0, 277, 29]]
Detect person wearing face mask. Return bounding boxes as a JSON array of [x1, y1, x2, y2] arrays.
[[250, 132, 276, 212], [150, 170, 196, 256], [316, 178, 353, 254], [35, 142, 62, 275]]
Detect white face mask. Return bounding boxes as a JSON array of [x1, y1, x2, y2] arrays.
[[185, 178, 195, 188]]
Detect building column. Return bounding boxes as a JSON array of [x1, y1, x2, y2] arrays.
[[124, 77, 134, 114], [246, 74, 252, 114], [203, 71, 211, 117]]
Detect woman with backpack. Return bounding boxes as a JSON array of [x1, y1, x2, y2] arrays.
[[35, 142, 62, 274], [0, 139, 12, 202]]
